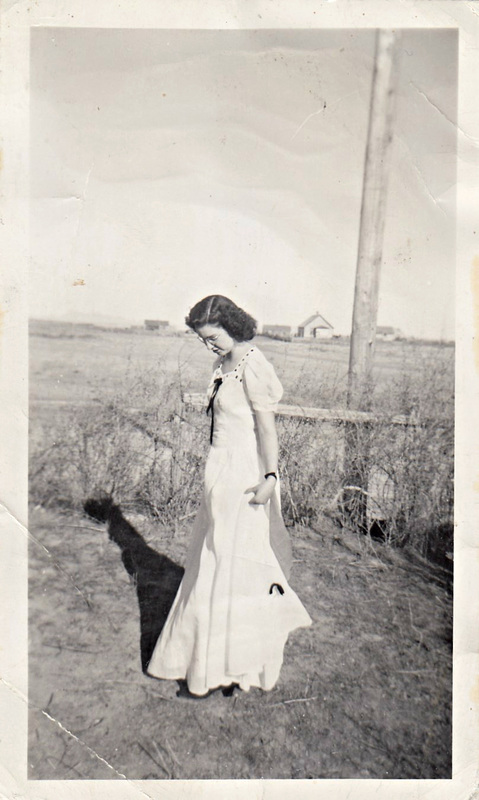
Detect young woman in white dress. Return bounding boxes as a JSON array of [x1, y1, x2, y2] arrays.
[[147, 295, 312, 696]]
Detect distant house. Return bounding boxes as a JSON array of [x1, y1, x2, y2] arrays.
[[297, 313, 334, 339], [376, 325, 401, 342], [262, 324, 292, 339], [144, 319, 169, 331]]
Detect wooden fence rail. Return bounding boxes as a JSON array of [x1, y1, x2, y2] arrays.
[[31, 395, 449, 428], [182, 394, 436, 428]]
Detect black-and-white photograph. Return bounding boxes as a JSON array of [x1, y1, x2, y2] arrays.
[[27, 27, 455, 780]]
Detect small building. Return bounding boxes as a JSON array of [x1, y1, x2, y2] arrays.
[[262, 324, 292, 339], [376, 325, 401, 342], [297, 313, 334, 339], [144, 319, 169, 331]]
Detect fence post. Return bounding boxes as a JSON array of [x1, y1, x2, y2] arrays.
[[344, 29, 401, 530]]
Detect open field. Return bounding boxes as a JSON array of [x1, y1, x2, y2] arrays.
[[29, 318, 454, 409], [28, 320, 454, 779]]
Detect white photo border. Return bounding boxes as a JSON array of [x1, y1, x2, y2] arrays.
[[1, 2, 478, 799]]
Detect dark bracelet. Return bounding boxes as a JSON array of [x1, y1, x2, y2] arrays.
[[264, 472, 278, 480]]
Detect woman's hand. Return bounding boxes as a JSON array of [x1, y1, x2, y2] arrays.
[[246, 477, 277, 505]]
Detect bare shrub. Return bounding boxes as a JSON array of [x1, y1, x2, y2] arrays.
[[367, 354, 454, 557], [275, 348, 453, 564], [278, 417, 344, 526], [282, 356, 348, 409], [30, 346, 453, 563], [30, 402, 157, 511], [335, 352, 454, 560], [29, 368, 207, 526]]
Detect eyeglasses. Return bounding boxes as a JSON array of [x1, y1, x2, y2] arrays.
[[196, 334, 220, 346]]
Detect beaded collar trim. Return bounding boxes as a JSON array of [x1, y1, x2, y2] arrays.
[[216, 346, 256, 378]]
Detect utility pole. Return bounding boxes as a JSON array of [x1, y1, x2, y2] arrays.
[[348, 29, 401, 409], [344, 29, 401, 532]]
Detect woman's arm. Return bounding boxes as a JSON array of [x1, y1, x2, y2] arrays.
[[247, 410, 279, 505]]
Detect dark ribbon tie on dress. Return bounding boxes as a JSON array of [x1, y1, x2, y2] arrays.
[[206, 377, 223, 444]]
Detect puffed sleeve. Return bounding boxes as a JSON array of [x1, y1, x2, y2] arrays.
[[243, 349, 283, 412]]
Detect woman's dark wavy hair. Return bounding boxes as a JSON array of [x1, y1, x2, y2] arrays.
[[185, 295, 257, 342]]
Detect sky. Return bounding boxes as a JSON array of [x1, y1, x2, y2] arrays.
[[30, 28, 457, 338]]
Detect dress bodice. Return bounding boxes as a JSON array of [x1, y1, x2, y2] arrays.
[[206, 346, 283, 449]]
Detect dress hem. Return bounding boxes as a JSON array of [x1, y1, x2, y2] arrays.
[[146, 617, 313, 696]]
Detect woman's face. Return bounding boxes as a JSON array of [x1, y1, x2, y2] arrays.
[[196, 324, 235, 357]]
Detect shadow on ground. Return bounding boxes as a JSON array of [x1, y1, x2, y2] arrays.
[[83, 497, 184, 672]]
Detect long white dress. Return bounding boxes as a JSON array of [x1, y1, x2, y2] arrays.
[[147, 345, 312, 695]]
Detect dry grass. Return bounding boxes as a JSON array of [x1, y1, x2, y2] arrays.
[[29, 321, 454, 564]]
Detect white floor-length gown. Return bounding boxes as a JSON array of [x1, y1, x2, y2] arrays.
[[147, 346, 312, 695]]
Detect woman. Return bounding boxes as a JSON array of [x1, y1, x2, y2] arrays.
[[147, 295, 311, 696]]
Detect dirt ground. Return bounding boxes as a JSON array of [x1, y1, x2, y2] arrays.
[[28, 503, 452, 780]]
